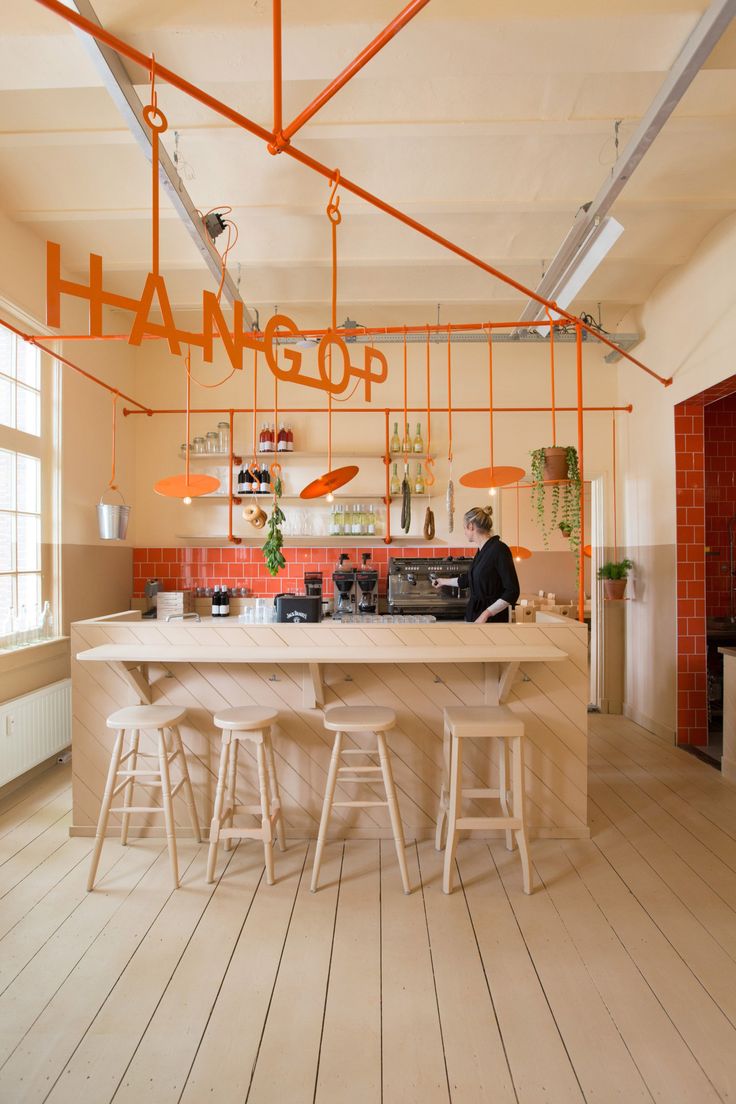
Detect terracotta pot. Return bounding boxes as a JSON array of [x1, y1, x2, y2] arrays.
[[542, 446, 569, 481], [603, 578, 627, 600]]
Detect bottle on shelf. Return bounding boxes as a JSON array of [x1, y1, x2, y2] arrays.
[[367, 506, 376, 536], [413, 422, 424, 453], [286, 423, 294, 452], [353, 505, 362, 537], [258, 424, 267, 452], [211, 586, 220, 616], [220, 586, 230, 617], [217, 421, 230, 453], [259, 466, 271, 494], [415, 463, 426, 494], [401, 421, 412, 453], [390, 462, 401, 497], [390, 421, 401, 454], [277, 422, 288, 452], [236, 467, 245, 494]]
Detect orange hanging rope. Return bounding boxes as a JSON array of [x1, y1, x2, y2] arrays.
[[545, 308, 557, 447], [612, 411, 618, 561], [143, 54, 167, 280], [403, 328, 409, 464], [488, 326, 494, 470], [109, 393, 118, 490], [447, 326, 453, 463], [425, 326, 435, 486]]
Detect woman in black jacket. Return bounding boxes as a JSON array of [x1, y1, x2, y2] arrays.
[[432, 505, 520, 622]]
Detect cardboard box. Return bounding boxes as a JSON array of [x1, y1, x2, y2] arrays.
[[156, 590, 195, 619]]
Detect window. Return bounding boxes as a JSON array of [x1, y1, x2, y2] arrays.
[[0, 323, 53, 644]]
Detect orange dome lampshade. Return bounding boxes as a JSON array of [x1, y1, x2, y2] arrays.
[[460, 329, 524, 490], [300, 464, 359, 499]]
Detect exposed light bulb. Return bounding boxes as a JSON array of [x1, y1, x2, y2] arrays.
[[183, 496, 192, 506], [515, 555, 521, 562], [489, 487, 497, 497], [326, 492, 334, 503]]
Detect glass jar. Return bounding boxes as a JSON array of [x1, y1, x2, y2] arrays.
[[192, 436, 206, 454], [205, 431, 219, 453], [217, 421, 230, 453], [179, 442, 190, 457]]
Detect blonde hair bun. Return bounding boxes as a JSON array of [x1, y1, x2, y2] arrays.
[[463, 505, 494, 533]]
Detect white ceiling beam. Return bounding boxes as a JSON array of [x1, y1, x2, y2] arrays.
[[517, 0, 736, 326], [62, 0, 252, 321]]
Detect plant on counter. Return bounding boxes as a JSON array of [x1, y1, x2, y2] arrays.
[[529, 445, 582, 555], [597, 557, 634, 600], [262, 475, 286, 576]]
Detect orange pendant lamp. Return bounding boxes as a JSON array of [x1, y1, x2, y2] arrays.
[[154, 349, 219, 501], [508, 481, 532, 562], [460, 327, 525, 490], [301, 173, 358, 500]]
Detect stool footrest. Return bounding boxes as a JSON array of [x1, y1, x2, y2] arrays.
[[111, 805, 163, 814], [340, 749, 379, 756], [338, 765, 382, 774], [455, 816, 521, 831], [332, 800, 388, 808], [462, 787, 504, 800]]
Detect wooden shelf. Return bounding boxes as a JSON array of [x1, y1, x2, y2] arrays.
[[192, 493, 391, 502], [173, 535, 448, 547], [186, 450, 389, 461]]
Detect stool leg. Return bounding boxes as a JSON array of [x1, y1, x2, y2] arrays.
[[256, 738, 275, 886], [120, 728, 139, 847], [377, 731, 411, 895], [264, 731, 287, 852], [224, 739, 238, 852], [87, 727, 125, 891], [172, 725, 201, 843], [158, 727, 180, 889], [207, 736, 230, 883], [512, 734, 533, 894], [443, 734, 463, 894], [498, 738, 514, 852], [311, 730, 343, 892], [435, 716, 451, 852]]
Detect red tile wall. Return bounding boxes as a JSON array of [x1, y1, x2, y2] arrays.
[[132, 545, 472, 598], [675, 401, 706, 746], [704, 393, 736, 618]]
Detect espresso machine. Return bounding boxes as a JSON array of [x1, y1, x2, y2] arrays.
[[387, 555, 473, 619]]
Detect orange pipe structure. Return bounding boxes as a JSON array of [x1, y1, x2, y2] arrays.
[[0, 316, 151, 414], [227, 408, 241, 545], [272, 0, 283, 137], [612, 413, 618, 561], [123, 403, 632, 417], [576, 324, 585, 623], [33, 0, 670, 385], [384, 410, 392, 545], [278, 0, 431, 145]]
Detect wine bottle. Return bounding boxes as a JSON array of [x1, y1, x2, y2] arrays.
[[236, 467, 245, 494], [286, 423, 294, 452], [390, 421, 401, 453], [221, 586, 230, 617], [260, 466, 270, 494], [413, 422, 424, 453], [211, 585, 220, 617], [390, 462, 401, 497], [415, 463, 425, 494], [277, 422, 287, 452], [401, 421, 411, 453], [367, 506, 376, 536]]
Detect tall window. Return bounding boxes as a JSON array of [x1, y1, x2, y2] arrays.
[[0, 326, 47, 641]]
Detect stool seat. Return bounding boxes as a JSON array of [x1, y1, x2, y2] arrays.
[[323, 705, 396, 733], [107, 704, 187, 730], [214, 706, 279, 731], [444, 705, 524, 738]]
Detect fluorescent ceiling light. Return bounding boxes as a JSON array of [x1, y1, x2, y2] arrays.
[[551, 216, 624, 314]]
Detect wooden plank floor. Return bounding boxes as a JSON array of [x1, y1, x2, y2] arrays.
[[2, 714, 736, 1103]]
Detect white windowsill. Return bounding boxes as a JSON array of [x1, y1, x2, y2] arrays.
[[0, 637, 70, 673]]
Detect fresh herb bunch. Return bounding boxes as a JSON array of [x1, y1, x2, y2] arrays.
[[597, 558, 633, 581], [262, 476, 286, 576]]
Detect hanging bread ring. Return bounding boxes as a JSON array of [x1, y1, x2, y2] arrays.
[[250, 511, 266, 529], [242, 504, 267, 527]]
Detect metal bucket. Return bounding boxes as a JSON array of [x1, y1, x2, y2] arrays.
[[96, 489, 130, 541]]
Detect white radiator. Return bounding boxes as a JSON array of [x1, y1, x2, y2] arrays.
[[0, 679, 71, 787]]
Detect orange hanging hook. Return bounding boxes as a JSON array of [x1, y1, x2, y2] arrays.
[[109, 392, 118, 490]]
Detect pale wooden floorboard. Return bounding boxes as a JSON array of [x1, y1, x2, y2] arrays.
[[1, 716, 736, 1102]]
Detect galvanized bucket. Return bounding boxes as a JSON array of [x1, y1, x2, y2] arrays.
[[96, 489, 130, 541]]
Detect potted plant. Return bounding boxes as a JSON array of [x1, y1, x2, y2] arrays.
[[529, 446, 582, 555], [597, 558, 633, 600]]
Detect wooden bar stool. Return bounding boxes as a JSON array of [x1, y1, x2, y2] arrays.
[[436, 705, 533, 895], [207, 706, 286, 886], [311, 705, 411, 894], [87, 704, 201, 891]]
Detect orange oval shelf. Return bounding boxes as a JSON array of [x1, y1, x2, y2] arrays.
[[459, 465, 526, 488], [154, 473, 221, 499], [509, 545, 532, 560], [299, 465, 359, 499]]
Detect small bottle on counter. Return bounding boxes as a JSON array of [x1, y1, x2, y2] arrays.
[[390, 421, 401, 453], [211, 586, 220, 616], [220, 586, 230, 617]]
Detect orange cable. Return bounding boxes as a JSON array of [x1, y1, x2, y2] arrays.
[[546, 308, 556, 447], [403, 328, 408, 465], [447, 326, 453, 462], [425, 326, 435, 486], [487, 325, 494, 472], [109, 393, 118, 490], [612, 411, 618, 561]]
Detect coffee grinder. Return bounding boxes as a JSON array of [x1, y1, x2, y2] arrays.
[[356, 553, 378, 614], [332, 555, 357, 616]]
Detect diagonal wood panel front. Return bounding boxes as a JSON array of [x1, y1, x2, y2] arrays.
[[70, 616, 589, 840]]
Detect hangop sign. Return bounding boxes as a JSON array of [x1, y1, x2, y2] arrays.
[[46, 241, 388, 402]]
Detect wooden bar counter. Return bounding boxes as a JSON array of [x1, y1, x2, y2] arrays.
[[72, 612, 589, 841]]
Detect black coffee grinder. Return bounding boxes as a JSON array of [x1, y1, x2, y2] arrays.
[[357, 554, 378, 614]]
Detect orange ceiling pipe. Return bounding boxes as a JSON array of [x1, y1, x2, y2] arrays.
[[123, 403, 633, 417], [277, 0, 431, 146], [0, 316, 151, 414], [33, 0, 670, 387], [272, 0, 283, 136]]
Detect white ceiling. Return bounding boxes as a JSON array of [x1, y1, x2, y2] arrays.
[[1, 0, 735, 328]]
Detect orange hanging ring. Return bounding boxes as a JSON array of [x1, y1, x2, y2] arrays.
[[270, 461, 282, 479], [143, 103, 168, 133], [326, 170, 342, 225]]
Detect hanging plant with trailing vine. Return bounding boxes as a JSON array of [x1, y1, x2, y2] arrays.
[[529, 446, 582, 559]]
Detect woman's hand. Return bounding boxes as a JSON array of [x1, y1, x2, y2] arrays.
[[474, 609, 491, 623]]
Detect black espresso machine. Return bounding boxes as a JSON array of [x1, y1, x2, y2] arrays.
[[387, 555, 473, 619]]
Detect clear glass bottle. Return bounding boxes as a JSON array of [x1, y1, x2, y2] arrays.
[[401, 421, 411, 453], [217, 421, 230, 453], [329, 506, 337, 536], [413, 422, 424, 453], [351, 505, 360, 536], [367, 506, 376, 536], [342, 504, 352, 536], [415, 463, 425, 494], [390, 421, 401, 454], [390, 462, 401, 497]]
